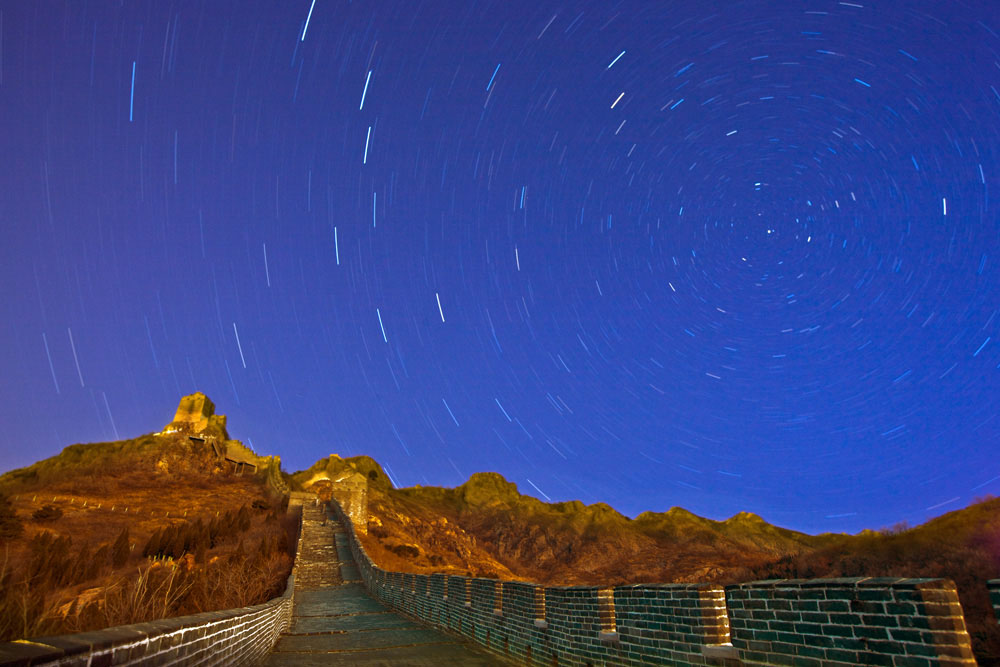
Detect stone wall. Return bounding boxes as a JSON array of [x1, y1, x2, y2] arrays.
[[727, 578, 977, 666], [265, 455, 290, 497], [991, 580, 1000, 628], [329, 472, 367, 535], [329, 499, 990, 666]]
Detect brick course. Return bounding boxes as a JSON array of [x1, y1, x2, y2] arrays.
[[727, 578, 977, 666], [989, 580, 1000, 629]]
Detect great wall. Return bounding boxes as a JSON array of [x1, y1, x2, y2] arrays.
[[0, 394, 998, 665], [1, 473, 999, 665]]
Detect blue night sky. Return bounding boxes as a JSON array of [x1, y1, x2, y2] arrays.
[[0, 1, 997, 535]]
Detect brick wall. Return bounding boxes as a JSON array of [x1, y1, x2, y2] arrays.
[[727, 577, 976, 666], [990, 580, 1000, 628], [331, 499, 743, 666], [330, 499, 986, 666], [266, 456, 290, 496]]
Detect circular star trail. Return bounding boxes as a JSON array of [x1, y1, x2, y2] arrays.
[[0, 0, 997, 533]]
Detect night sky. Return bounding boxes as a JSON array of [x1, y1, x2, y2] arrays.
[[1, 1, 997, 535]]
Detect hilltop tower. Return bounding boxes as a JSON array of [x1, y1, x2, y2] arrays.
[[159, 392, 229, 439], [155, 393, 287, 488]]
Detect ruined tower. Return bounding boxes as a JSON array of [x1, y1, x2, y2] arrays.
[[159, 392, 229, 438]]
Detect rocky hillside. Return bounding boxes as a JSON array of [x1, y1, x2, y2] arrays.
[[0, 426, 296, 642], [296, 455, 842, 585]]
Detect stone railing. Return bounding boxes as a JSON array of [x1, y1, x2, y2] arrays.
[[219, 439, 289, 499], [265, 456, 290, 497], [991, 580, 1000, 627], [0, 508, 303, 667], [329, 499, 989, 666]]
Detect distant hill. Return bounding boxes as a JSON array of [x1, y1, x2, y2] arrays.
[[294, 455, 842, 585], [0, 420, 296, 642], [0, 432, 221, 491]]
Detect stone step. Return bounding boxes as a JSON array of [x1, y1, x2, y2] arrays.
[[266, 498, 507, 665], [267, 583, 508, 666], [294, 508, 344, 589]]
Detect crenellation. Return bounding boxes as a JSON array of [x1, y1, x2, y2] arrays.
[[989, 580, 1000, 624]]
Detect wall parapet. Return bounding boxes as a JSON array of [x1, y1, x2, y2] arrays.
[[329, 498, 987, 666], [265, 455, 290, 497], [727, 577, 977, 666], [990, 580, 1000, 627]]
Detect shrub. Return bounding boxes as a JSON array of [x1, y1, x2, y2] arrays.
[[112, 527, 130, 569], [387, 543, 420, 559], [236, 506, 251, 531], [143, 529, 163, 558], [92, 544, 111, 576], [0, 498, 296, 642], [100, 564, 192, 628], [32, 505, 63, 522], [69, 544, 95, 584], [26, 532, 73, 587], [144, 513, 253, 560], [0, 493, 21, 540]]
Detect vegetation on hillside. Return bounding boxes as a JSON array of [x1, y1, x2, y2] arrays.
[[0, 492, 21, 540], [0, 433, 298, 642], [348, 466, 834, 585]]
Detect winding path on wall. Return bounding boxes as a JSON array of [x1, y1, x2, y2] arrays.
[[266, 500, 507, 666]]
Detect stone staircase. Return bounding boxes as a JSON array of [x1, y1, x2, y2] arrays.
[[267, 498, 507, 666], [293, 501, 342, 589]]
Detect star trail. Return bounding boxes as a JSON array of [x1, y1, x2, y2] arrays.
[[0, 0, 997, 534]]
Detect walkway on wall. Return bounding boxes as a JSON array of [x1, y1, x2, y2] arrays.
[[266, 501, 506, 666]]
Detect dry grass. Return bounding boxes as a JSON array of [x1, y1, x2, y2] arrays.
[[0, 508, 297, 641], [0, 434, 298, 642]]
